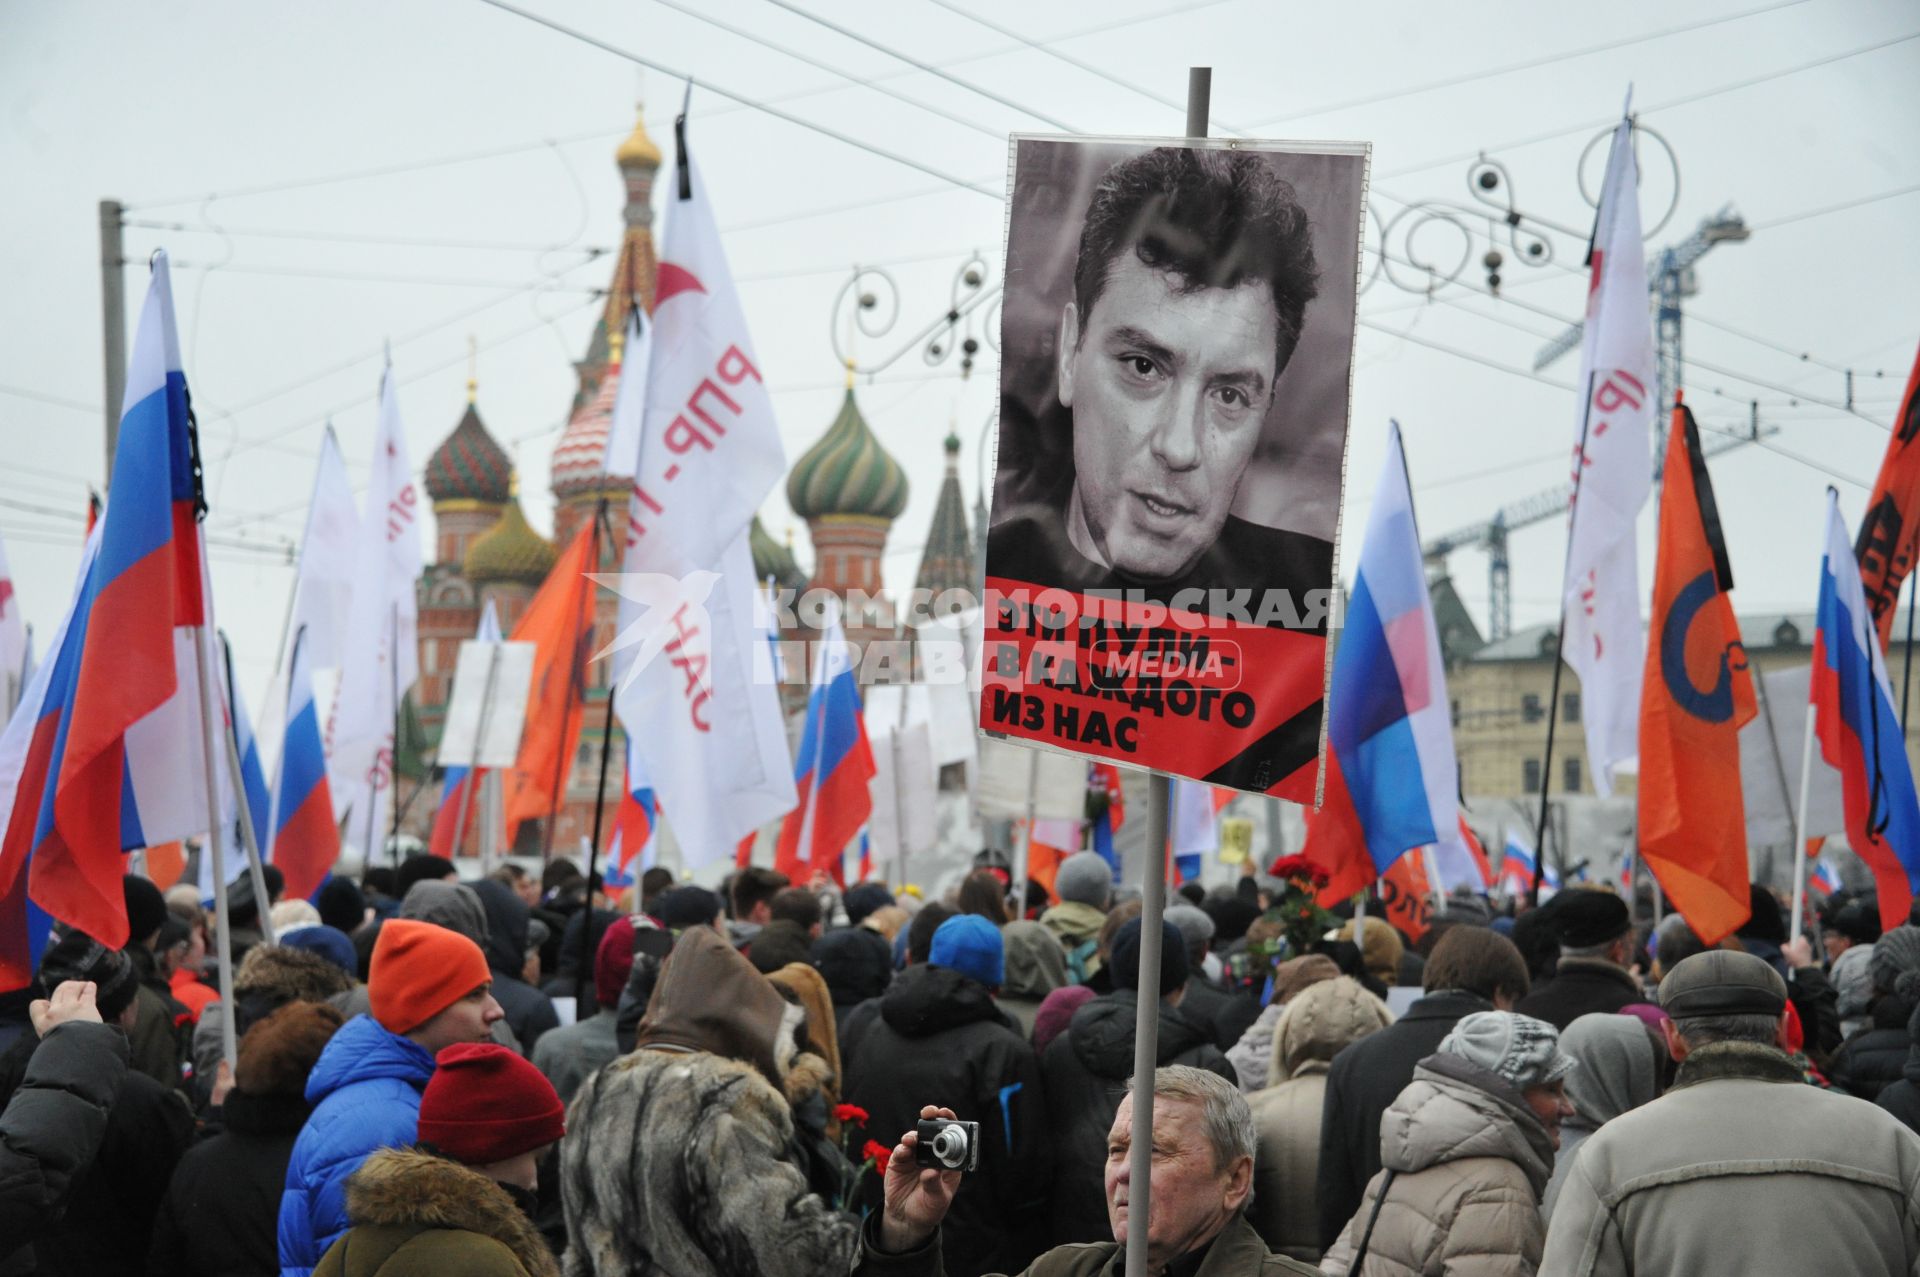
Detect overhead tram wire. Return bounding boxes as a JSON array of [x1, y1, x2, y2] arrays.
[[471, 0, 1001, 200], [650, 0, 1005, 141], [1749, 179, 1920, 231], [758, 0, 1081, 134], [163, 261, 605, 293], [1380, 27, 1920, 180], [1243, 0, 1813, 128], [123, 220, 613, 256]]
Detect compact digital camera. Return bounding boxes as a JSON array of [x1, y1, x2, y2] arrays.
[[914, 1118, 980, 1173]]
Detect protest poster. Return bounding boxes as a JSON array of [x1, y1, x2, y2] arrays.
[[979, 135, 1368, 801]]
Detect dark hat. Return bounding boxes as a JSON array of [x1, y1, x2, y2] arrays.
[[655, 885, 722, 931], [278, 924, 359, 976], [1826, 895, 1882, 946], [1659, 949, 1788, 1019], [315, 876, 367, 934], [843, 882, 896, 928], [123, 875, 169, 947], [1547, 890, 1631, 948], [155, 913, 191, 952], [38, 933, 141, 1022], [1737, 884, 1786, 945], [1110, 918, 1189, 999], [228, 864, 286, 924]]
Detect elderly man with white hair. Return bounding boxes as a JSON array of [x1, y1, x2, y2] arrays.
[[856, 1064, 1317, 1275]]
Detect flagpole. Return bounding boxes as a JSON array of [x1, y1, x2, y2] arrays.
[[262, 626, 302, 877], [1124, 67, 1205, 1277], [1789, 652, 1823, 944], [541, 504, 604, 866], [448, 639, 503, 861], [192, 623, 240, 1072], [220, 632, 276, 946], [389, 602, 402, 844], [1902, 572, 1917, 732], [579, 499, 620, 1002], [1013, 749, 1037, 920], [1534, 369, 1603, 906]]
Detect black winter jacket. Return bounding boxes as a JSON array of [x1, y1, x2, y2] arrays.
[[1875, 1000, 1920, 1134], [1177, 976, 1260, 1052], [1832, 997, 1916, 1101], [1512, 957, 1645, 1030], [842, 964, 1049, 1277], [1040, 989, 1234, 1249], [148, 1088, 310, 1277], [1316, 989, 1492, 1249], [0, 1023, 192, 1277], [0, 1022, 128, 1266], [472, 880, 560, 1055]]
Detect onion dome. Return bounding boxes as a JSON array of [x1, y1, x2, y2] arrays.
[[915, 432, 974, 597], [551, 328, 627, 501], [749, 515, 807, 594], [616, 106, 663, 170], [424, 401, 511, 507], [787, 387, 909, 522], [465, 479, 557, 585]]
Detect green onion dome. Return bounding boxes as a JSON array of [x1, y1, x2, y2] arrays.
[[464, 484, 557, 585], [786, 388, 909, 521]]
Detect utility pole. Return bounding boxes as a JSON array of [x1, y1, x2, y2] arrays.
[[99, 199, 126, 482]]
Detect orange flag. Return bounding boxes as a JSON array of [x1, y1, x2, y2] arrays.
[[503, 522, 598, 838], [1852, 339, 1920, 649], [1637, 399, 1755, 944]]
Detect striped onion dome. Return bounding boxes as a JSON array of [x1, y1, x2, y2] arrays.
[[424, 402, 511, 506], [465, 485, 557, 585], [786, 388, 909, 521], [550, 333, 626, 500]]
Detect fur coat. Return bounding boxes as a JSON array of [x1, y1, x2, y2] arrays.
[[560, 926, 858, 1277], [313, 1147, 558, 1277]]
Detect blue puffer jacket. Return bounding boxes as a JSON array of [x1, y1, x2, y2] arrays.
[[276, 1013, 435, 1276]]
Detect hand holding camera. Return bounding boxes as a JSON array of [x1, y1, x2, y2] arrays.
[[879, 1104, 969, 1255]]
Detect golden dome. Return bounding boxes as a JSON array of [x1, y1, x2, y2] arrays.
[[616, 107, 662, 169], [465, 486, 557, 586]]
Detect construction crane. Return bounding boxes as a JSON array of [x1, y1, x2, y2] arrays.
[[1422, 207, 1754, 641]]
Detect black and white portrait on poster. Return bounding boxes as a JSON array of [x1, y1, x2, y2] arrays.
[[981, 136, 1368, 800]]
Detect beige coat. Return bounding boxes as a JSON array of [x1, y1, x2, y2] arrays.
[[1248, 978, 1391, 1262], [1541, 1040, 1920, 1276], [1320, 1056, 1554, 1276]]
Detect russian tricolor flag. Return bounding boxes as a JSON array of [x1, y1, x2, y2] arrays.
[[1325, 423, 1474, 882], [0, 252, 222, 975], [1812, 491, 1920, 931], [609, 735, 659, 874], [268, 627, 336, 900], [775, 612, 874, 883], [1500, 833, 1559, 896], [429, 602, 500, 858], [1810, 850, 1842, 897]]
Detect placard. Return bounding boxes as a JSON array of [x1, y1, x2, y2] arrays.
[[980, 135, 1368, 800], [438, 640, 536, 769]]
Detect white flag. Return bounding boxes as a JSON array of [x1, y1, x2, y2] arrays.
[[602, 307, 652, 480], [610, 532, 794, 867], [291, 428, 363, 672], [619, 142, 786, 579], [1562, 106, 1657, 796], [0, 531, 26, 717], [328, 369, 424, 858], [1173, 779, 1219, 858]]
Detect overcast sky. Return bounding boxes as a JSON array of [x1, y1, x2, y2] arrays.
[[4, 0, 1917, 703]]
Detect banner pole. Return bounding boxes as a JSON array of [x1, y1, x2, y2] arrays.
[[579, 499, 621, 1001], [1013, 749, 1037, 921], [1788, 695, 1819, 944], [449, 641, 502, 862], [261, 626, 302, 884], [1902, 572, 1917, 732], [192, 624, 239, 1073], [1123, 65, 1208, 1277]]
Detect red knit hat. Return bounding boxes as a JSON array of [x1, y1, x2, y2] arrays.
[[369, 919, 492, 1034], [595, 916, 637, 1009], [418, 1043, 565, 1165]]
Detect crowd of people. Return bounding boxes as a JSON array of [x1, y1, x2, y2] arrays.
[[6, 848, 1920, 1275]]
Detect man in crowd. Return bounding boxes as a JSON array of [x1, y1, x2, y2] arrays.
[[1317, 925, 1530, 1248], [471, 878, 560, 1054], [1543, 949, 1920, 1274], [1514, 890, 1644, 1029], [279, 919, 503, 1275], [853, 1067, 1317, 1274], [1041, 853, 1112, 985], [533, 916, 634, 1104], [729, 866, 791, 949]]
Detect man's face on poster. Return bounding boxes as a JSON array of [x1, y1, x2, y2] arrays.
[[1058, 252, 1280, 582]]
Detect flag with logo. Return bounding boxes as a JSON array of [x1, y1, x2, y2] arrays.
[[1638, 401, 1756, 945], [607, 120, 795, 866], [1562, 104, 1658, 796], [329, 369, 423, 859], [1813, 489, 1920, 931], [0, 253, 226, 968], [503, 525, 596, 839], [775, 611, 874, 882], [1852, 340, 1920, 649]]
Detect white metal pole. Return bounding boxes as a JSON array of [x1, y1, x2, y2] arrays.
[[217, 634, 277, 946], [192, 625, 239, 1072], [449, 642, 502, 862], [1788, 697, 1819, 944], [1013, 748, 1038, 920]]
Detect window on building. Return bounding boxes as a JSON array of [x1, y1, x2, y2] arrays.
[[1564, 692, 1581, 724], [1564, 757, 1582, 793], [1523, 758, 1542, 792], [1522, 693, 1543, 723]]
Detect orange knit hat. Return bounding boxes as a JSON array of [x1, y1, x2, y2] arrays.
[[369, 919, 492, 1034]]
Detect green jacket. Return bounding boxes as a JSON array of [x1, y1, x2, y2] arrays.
[[313, 1148, 558, 1277], [853, 1213, 1317, 1276]]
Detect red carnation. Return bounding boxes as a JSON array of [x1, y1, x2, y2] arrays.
[[863, 1138, 893, 1175], [834, 1103, 871, 1127], [1271, 854, 1317, 880]]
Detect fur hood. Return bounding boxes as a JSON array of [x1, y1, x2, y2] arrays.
[[234, 942, 357, 1003], [344, 1147, 558, 1277]]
